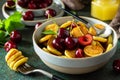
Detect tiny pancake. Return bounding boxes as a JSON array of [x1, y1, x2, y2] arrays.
[[7, 51, 22, 66], [9, 55, 24, 70], [13, 57, 28, 71], [5, 48, 18, 61]]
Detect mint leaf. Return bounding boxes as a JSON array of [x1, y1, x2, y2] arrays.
[[4, 11, 25, 33], [0, 19, 4, 29], [42, 30, 56, 35]]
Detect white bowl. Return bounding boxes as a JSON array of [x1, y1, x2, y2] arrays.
[[16, 0, 55, 17], [32, 16, 118, 74]]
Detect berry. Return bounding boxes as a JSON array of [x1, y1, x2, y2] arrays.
[[57, 28, 70, 38], [10, 30, 22, 43], [113, 59, 120, 72], [22, 11, 34, 20], [65, 37, 77, 50], [18, 0, 29, 8], [78, 34, 93, 46], [28, 3, 37, 9], [52, 37, 65, 51], [5, 0, 15, 9], [45, 9, 56, 18], [4, 40, 17, 52], [35, 22, 42, 30], [75, 48, 84, 58]]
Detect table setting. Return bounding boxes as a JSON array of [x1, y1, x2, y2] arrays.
[[0, 0, 120, 80]]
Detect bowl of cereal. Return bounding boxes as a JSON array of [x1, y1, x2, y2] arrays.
[[32, 16, 118, 74]]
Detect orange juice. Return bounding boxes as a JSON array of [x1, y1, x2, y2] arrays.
[[91, 0, 119, 21]]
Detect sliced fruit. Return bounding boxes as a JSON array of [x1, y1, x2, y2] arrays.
[[64, 49, 76, 58], [60, 21, 72, 28], [70, 26, 84, 38], [84, 45, 103, 57], [39, 35, 52, 43], [88, 27, 97, 36], [106, 43, 113, 52], [78, 34, 93, 46], [93, 36, 107, 43], [47, 37, 62, 56]]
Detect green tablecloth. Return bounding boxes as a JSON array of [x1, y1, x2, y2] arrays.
[[0, 0, 120, 80]]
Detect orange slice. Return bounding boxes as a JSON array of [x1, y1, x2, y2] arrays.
[[84, 45, 103, 57]]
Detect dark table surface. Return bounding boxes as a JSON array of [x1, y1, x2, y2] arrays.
[[0, 0, 120, 80]]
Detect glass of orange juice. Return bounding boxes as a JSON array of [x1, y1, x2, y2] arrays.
[[91, 0, 119, 21]]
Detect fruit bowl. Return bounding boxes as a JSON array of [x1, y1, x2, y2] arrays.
[[32, 16, 118, 74], [16, 0, 56, 17]]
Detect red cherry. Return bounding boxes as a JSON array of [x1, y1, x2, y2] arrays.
[[5, 0, 15, 9], [113, 59, 120, 72], [78, 34, 93, 46], [28, 3, 37, 9], [4, 40, 17, 52], [10, 30, 22, 43], [17, 0, 29, 8], [39, 2, 48, 9], [45, 9, 56, 18], [22, 11, 34, 20], [44, 0, 52, 6], [52, 37, 65, 52], [35, 22, 42, 30], [75, 48, 84, 58], [65, 37, 77, 50]]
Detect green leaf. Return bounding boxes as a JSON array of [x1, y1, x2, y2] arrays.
[[0, 30, 7, 42], [42, 30, 56, 35], [0, 19, 4, 29], [4, 11, 25, 33]]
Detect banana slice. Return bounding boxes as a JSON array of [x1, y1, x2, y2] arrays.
[[47, 37, 62, 56], [84, 45, 103, 57], [64, 50, 76, 58], [13, 57, 28, 71], [5, 48, 19, 62]]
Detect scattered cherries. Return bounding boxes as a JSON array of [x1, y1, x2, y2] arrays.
[[10, 30, 22, 43], [4, 40, 17, 52], [35, 22, 42, 30], [5, 0, 15, 9], [113, 59, 120, 72], [45, 9, 56, 18], [22, 11, 34, 20], [17, 0, 53, 9]]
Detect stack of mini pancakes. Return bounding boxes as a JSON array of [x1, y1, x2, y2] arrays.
[[5, 48, 28, 71]]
